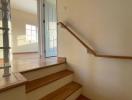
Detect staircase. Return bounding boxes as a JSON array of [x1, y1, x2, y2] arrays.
[[22, 58, 89, 100]]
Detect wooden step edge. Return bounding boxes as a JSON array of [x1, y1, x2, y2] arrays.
[[0, 72, 27, 93], [76, 95, 91, 100], [40, 82, 82, 100], [21, 57, 66, 74], [63, 82, 82, 100], [26, 70, 73, 93]]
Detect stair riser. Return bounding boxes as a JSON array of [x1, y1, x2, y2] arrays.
[[26, 75, 73, 100], [66, 88, 82, 100], [23, 64, 66, 81], [0, 86, 26, 100]]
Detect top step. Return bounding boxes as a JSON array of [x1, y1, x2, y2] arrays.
[[13, 57, 66, 74], [0, 56, 66, 94]]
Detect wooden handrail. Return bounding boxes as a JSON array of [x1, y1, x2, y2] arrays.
[[58, 22, 132, 59], [57, 22, 96, 55]]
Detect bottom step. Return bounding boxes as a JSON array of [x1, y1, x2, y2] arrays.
[[40, 82, 82, 100]]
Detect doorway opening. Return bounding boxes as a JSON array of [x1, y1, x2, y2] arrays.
[[11, 0, 39, 55]]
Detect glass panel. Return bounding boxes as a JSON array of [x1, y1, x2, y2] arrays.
[[49, 22, 56, 30], [32, 30, 37, 42], [31, 26, 36, 31], [26, 24, 31, 30], [45, 0, 57, 57], [26, 30, 31, 41]]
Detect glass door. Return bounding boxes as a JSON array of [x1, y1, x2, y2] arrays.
[[44, 0, 57, 57]]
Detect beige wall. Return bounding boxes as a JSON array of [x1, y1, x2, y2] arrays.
[[57, 0, 132, 100], [57, 0, 132, 56], [11, 9, 38, 53]]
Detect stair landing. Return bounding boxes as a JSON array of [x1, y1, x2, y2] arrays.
[[12, 53, 66, 73], [0, 53, 66, 94]]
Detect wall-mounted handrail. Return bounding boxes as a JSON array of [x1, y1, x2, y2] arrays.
[[58, 22, 132, 59]]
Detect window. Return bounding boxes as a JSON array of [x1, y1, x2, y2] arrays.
[[26, 24, 38, 43]]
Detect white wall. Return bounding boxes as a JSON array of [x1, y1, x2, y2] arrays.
[[11, 9, 38, 53], [57, 0, 132, 100]]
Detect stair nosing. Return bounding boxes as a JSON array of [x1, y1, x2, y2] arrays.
[[26, 70, 73, 93], [21, 62, 66, 74]]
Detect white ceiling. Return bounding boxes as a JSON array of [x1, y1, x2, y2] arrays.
[[11, 0, 37, 14]]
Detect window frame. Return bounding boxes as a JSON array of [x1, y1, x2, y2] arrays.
[[26, 24, 38, 43]]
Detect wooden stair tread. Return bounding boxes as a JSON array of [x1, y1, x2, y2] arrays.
[[40, 82, 82, 100], [76, 95, 90, 100], [26, 70, 73, 93]]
